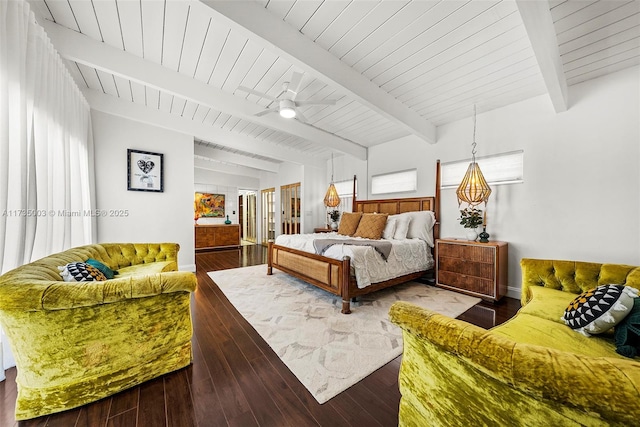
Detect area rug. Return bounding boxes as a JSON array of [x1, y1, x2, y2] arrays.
[[207, 265, 480, 404]]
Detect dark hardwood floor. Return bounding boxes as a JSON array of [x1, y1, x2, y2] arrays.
[[1, 245, 521, 427]]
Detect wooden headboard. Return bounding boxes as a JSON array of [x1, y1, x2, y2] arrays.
[[354, 197, 435, 215], [351, 160, 441, 240]]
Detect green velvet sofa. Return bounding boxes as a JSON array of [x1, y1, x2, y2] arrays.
[[389, 258, 640, 427], [0, 242, 197, 420]]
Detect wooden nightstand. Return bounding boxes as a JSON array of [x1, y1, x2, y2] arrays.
[[314, 227, 334, 233], [435, 238, 508, 302]]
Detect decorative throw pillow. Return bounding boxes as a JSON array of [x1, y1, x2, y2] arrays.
[[562, 284, 639, 336], [58, 262, 107, 282], [392, 215, 412, 240], [354, 213, 389, 240], [85, 258, 117, 279], [337, 212, 363, 236], [382, 216, 397, 240]]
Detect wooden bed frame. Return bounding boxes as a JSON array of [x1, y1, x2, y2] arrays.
[[267, 161, 441, 314]]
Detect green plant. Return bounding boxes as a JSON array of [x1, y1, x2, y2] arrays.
[[328, 210, 341, 222], [458, 207, 483, 229]]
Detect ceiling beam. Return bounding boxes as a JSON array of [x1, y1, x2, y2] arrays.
[[84, 89, 326, 169], [39, 19, 367, 160], [194, 157, 266, 178], [199, 0, 437, 144], [194, 144, 280, 173], [516, 0, 568, 113]]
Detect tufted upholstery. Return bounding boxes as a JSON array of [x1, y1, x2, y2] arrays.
[[390, 258, 640, 427], [520, 258, 640, 305], [0, 243, 197, 420]]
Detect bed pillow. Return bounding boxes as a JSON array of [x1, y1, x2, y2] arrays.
[[337, 212, 363, 236], [404, 211, 436, 247], [354, 213, 389, 240], [562, 284, 639, 336], [382, 216, 397, 240], [392, 214, 412, 240]]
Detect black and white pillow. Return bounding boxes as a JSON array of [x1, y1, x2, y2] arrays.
[[563, 284, 639, 336], [58, 262, 107, 282]]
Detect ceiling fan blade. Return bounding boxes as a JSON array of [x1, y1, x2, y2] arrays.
[[255, 108, 275, 117], [295, 109, 308, 123], [296, 99, 337, 106], [288, 72, 303, 100], [237, 86, 278, 102]]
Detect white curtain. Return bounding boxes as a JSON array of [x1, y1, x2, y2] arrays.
[[0, 0, 96, 379]]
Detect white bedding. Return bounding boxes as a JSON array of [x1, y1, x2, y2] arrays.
[[274, 232, 434, 288]]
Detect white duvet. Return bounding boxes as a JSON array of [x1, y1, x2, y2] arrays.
[[274, 232, 434, 288]]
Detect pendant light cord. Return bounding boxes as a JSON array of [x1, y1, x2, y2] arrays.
[[331, 153, 335, 182], [471, 105, 477, 162]]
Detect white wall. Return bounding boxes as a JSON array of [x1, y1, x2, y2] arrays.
[[369, 66, 640, 298], [92, 111, 195, 271], [332, 153, 368, 207]]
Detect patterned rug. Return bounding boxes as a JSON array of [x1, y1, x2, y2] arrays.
[[208, 265, 480, 404]]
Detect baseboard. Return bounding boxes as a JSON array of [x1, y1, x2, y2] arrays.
[[180, 264, 196, 273], [506, 286, 521, 301]]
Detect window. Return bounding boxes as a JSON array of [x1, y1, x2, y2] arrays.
[[334, 178, 357, 212], [334, 179, 357, 198], [371, 169, 417, 195], [441, 151, 523, 189]]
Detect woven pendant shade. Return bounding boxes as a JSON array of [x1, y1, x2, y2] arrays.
[[457, 105, 491, 207], [324, 153, 341, 207], [456, 162, 491, 207], [324, 183, 340, 207]]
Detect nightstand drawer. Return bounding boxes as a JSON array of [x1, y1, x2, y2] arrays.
[[437, 242, 495, 263], [437, 271, 496, 297], [438, 256, 494, 279]]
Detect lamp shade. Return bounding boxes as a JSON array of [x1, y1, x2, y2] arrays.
[[456, 161, 491, 207], [323, 183, 341, 207]]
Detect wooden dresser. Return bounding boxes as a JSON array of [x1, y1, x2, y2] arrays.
[[195, 224, 240, 250], [436, 238, 508, 302]]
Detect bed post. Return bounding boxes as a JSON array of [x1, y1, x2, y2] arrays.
[[267, 240, 273, 275], [434, 160, 441, 241], [340, 256, 352, 314], [351, 174, 357, 212]]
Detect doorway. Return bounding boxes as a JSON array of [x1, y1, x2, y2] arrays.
[[239, 189, 257, 245]]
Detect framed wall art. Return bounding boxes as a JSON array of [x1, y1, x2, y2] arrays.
[[195, 192, 225, 217], [127, 149, 164, 192]]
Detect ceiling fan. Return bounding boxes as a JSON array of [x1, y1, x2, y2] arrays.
[[237, 72, 337, 123]]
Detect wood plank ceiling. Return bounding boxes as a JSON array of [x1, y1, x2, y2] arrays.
[[26, 0, 640, 173]]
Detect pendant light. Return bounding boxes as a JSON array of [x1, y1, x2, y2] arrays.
[[324, 153, 340, 208], [456, 105, 492, 207]]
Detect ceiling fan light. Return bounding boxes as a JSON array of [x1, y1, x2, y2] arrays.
[[279, 107, 296, 118], [279, 99, 296, 118]]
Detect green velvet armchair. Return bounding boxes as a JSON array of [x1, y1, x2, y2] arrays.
[[389, 258, 640, 427], [0, 243, 197, 420]]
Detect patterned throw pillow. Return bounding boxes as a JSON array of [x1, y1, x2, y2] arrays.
[[85, 258, 117, 279], [337, 212, 363, 236], [58, 262, 107, 282], [354, 213, 389, 240], [562, 284, 639, 336]]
